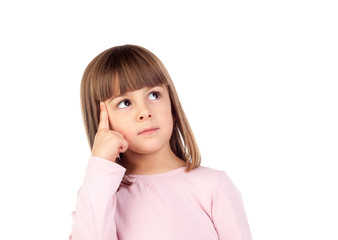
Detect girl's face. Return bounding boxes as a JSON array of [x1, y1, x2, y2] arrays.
[[104, 85, 174, 156]]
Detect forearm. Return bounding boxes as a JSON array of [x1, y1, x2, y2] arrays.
[[70, 157, 126, 240]]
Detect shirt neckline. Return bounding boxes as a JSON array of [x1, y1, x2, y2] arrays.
[[125, 166, 187, 179]]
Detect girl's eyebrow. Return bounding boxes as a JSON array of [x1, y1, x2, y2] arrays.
[[108, 94, 123, 104]]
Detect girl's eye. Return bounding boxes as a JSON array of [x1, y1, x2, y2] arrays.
[[148, 91, 160, 100], [117, 100, 131, 109]]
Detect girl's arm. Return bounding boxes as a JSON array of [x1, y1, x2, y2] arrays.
[[211, 171, 252, 240], [69, 156, 126, 240], [70, 102, 128, 239]]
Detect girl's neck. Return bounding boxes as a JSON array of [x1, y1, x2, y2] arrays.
[[121, 145, 186, 175]]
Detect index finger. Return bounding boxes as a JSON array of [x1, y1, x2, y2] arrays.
[[98, 101, 110, 130]]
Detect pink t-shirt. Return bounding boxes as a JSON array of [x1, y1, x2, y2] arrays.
[[70, 157, 252, 240]]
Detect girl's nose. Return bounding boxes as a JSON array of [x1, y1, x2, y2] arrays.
[[137, 110, 152, 121]]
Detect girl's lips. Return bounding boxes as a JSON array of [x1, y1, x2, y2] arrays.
[[138, 127, 159, 135]]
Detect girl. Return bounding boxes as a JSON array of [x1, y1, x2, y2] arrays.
[[70, 45, 252, 240]]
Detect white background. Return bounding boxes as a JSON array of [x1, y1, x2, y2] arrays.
[[0, 0, 337, 239]]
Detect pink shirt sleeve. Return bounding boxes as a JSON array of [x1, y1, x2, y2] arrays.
[[211, 171, 252, 240], [69, 156, 126, 240]]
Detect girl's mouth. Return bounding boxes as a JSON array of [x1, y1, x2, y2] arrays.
[[138, 127, 159, 135]]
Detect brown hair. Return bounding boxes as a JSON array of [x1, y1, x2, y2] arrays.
[[80, 44, 201, 185]]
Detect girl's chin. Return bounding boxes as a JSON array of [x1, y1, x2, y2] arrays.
[[125, 148, 161, 156], [124, 145, 168, 156]]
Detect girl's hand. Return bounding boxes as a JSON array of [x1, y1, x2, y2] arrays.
[[91, 102, 129, 162]]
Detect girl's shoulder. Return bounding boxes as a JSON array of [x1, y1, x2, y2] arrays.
[[187, 165, 240, 197], [188, 165, 229, 185], [190, 165, 225, 177]]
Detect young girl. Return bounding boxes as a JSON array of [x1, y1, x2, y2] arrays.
[[70, 45, 252, 240]]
